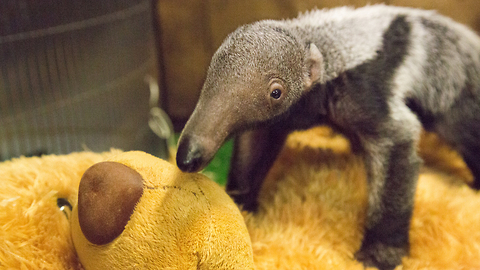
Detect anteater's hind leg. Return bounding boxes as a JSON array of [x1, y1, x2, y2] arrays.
[[435, 95, 480, 190]]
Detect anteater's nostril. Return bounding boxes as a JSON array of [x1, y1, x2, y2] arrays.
[[176, 137, 204, 173]]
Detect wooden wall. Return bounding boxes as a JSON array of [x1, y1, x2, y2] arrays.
[[154, 0, 480, 130]]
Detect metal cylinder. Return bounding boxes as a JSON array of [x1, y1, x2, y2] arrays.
[[0, 0, 169, 160]]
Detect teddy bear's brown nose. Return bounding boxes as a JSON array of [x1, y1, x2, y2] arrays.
[[77, 161, 144, 245]]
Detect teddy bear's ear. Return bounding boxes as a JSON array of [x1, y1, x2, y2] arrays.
[[77, 161, 144, 245]]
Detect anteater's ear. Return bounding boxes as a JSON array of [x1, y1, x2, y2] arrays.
[[304, 43, 324, 89]]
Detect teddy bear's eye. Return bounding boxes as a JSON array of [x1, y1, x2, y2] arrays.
[[57, 198, 73, 219]]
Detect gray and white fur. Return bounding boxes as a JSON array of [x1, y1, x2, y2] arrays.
[[176, 5, 480, 270]]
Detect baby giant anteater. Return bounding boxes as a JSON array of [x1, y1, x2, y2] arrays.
[[176, 5, 480, 270]]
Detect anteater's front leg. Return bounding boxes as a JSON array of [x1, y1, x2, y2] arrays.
[[226, 126, 289, 212], [355, 113, 422, 270]]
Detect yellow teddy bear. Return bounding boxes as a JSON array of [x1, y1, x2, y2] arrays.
[[2, 127, 480, 269]]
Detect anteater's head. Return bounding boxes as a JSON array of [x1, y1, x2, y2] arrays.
[[176, 21, 324, 173]]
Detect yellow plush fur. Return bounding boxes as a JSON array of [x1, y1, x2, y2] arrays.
[[248, 127, 480, 269], [1, 127, 480, 269], [0, 151, 117, 269]]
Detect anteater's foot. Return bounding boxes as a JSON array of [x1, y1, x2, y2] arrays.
[[355, 240, 407, 270]]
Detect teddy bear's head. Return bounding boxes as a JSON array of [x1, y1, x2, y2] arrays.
[[71, 151, 254, 269]]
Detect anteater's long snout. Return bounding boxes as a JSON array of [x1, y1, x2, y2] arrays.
[[176, 94, 234, 173], [176, 136, 205, 173]]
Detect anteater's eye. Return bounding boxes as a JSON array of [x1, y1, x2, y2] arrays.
[[269, 81, 285, 101], [271, 89, 282, 99]]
